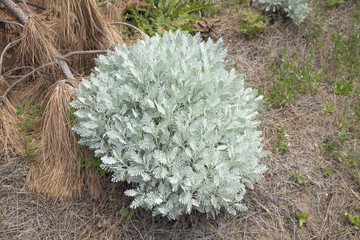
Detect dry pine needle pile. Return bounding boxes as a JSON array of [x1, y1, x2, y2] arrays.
[[0, 0, 146, 199]]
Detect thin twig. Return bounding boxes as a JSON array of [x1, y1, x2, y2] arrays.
[[62, 50, 109, 59], [0, 62, 54, 106], [0, 0, 28, 25], [0, 38, 21, 74], [93, 22, 115, 49], [69, 66, 82, 78], [1, 0, 74, 80], [3, 66, 35, 77], [15, 0, 46, 10], [18, 0, 32, 14], [1, 49, 107, 103], [0, 19, 24, 27], [111, 22, 147, 38]]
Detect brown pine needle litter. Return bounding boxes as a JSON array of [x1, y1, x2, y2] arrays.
[[0, 0, 128, 199], [26, 80, 85, 199], [13, 14, 57, 76], [0, 98, 25, 160], [42, 0, 123, 51]]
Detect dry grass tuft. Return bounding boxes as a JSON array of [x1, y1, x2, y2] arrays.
[[26, 80, 84, 199], [13, 14, 56, 74], [1, 0, 121, 201], [17, 77, 52, 103], [44, 0, 123, 52], [33, 0, 124, 72], [0, 98, 24, 160]]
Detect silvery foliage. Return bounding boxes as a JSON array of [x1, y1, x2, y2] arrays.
[[71, 31, 268, 220], [254, 0, 311, 24]]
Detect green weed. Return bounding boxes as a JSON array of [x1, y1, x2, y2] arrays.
[[324, 130, 360, 186], [323, 166, 334, 177], [331, 27, 360, 81], [348, 213, 360, 230], [16, 99, 41, 163], [265, 46, 323, 108], [237, 10, 267, 38], [66, 105, 79, 125], [274, 124, 290, 153], [326, 0, 344, 9], [123, 0, 214, 36], [323, 101, 334, 116], [296, 211, 310, 227], [333, 78, 353, 96], [323, 132, 349, 163], [201, 0, 225, 17], [78, 153, 108, 177], [291, 171, 309, 187], [119, 207, 135, 221]]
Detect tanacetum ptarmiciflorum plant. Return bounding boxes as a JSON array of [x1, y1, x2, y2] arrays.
[[71, 30, 268, 220]]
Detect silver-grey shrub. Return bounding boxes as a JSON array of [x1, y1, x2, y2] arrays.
[[254, 0, 311, 24], [71, 31, 267, 220]]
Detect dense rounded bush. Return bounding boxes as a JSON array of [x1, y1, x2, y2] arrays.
[[71, 31, 267, 219], [254, 0, 311, 24]]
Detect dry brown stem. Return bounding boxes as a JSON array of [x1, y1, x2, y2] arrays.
[[0, 50, 109, 103], [0, 19, 24, 27], [0, 0, 28, 24], [2, 0, 74, 79], [0, 62, 54, 105], [15, 0, 46, 10], [0, 38, 20, 74]]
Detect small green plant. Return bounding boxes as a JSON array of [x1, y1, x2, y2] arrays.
[[323, 134, 347, 162], [16, 99, 41, 162], [66, 106, 79, 125], [323, 101, 334, 116], [265, 46, 323, 108], [331, 27, 360, 81], [78, 153, 108, 177], [291, 171, 308, 187], [326, 0, 344, 9], [324, 129, 360, 186], [348, 213, 360, 229], [274, 124, 290, 153], [323, 166, 334, 177], [123, 0, 214, 36], [333, 78, 353, 96], [119, 207, 135, 221], [23, 136, 37, 162], [297, 211, 310, 227], [237, 10, 266, 38]]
